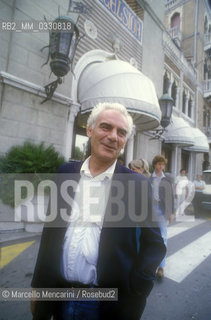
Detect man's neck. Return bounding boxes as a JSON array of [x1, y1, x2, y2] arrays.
[[89, 156, 116, 177], [154, 170, 163, 177]]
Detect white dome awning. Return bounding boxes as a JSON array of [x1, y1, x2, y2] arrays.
[[77, 59, 161, 130], [162, 115, 195, 146], [183, 128, 209, 153]]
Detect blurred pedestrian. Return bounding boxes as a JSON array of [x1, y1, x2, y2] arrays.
[[193, 174, 206, 217], [175, 169, 189, 217], [149, 155, 174, 279]]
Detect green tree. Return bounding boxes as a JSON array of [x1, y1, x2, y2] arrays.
[[73, 146, 84, 160]]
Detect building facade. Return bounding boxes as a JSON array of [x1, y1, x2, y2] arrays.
[[203, 0, 211, 168], [0, 0, 209, 179], [163, 0, 210, 178]]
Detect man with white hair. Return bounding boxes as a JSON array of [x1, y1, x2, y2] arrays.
[[31, 102, 166, 320]]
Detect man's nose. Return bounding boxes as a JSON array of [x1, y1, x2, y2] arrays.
[[108, 129, 118, 141]]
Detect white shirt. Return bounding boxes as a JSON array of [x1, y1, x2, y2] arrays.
[[193, 179, 205, 192], [152, 171, 165, 201], [62, 158, 116, 285], [175, 175, 188, 196]]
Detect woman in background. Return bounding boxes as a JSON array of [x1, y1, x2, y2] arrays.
[[129, 159, 151, 178]]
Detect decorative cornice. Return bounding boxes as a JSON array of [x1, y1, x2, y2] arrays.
[[165, 0, 191, 12], [0, 71, 73, 106]]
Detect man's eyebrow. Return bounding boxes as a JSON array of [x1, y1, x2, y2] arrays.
[[99, 122, 128, 133], [99, 122, 112, 127], [118, 128, 128, 135]]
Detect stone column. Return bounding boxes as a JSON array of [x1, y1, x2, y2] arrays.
[[64, 104, 80, 161], [172, 145, 177, 178], [125, 126, 136, 166], [188, 152, 194, 180], [177, 147, 182, 175]]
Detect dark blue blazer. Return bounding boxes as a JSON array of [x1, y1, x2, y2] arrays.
[[32, 161, 166, 319]]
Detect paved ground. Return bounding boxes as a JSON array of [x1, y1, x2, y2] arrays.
[[0, 211, 211, 320]]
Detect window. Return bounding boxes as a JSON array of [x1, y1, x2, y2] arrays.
[[204, 15, 208, 34], [163, 72, 170, 94], [161, 143, 172, 172], [171, 81, 177, 107], [73, 134, 89, 160], [181, 150, 189, 173], [208, 110, 210, 127], [188, 99, 192, 118], [182, 91, 186, 114], [171, 12, 180, 29], [203, 109, 211, 127], [72, 114, 89, 161], [170, 12, 180, 39], [203, 153, 210, 171], [203, 108, 207, 127]]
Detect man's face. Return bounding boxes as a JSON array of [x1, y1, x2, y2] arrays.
[[87, 109, 129, 164], [154, 162, 165, 174]]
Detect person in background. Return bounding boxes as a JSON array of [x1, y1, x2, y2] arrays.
[[149, 155, 174, 279], [193, 174, 206, 217], [128, 159, 151, 178], [175, 169, 189, 217]]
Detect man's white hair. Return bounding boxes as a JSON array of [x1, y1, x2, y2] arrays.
[[87, 102, 134, 138]]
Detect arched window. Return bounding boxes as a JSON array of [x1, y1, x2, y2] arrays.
[[171, 12, 180, 29], [170, 12, 181, 41]]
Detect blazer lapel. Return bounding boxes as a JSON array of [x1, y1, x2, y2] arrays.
[[102, 161, 128, 228]]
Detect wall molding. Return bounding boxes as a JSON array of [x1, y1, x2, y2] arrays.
[[0, 71, 73, 106]]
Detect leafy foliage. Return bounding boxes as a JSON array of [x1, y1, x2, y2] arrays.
[[0, 141, 64, 174], [0, 141, 65, 207], [73, 146, 84, 160]]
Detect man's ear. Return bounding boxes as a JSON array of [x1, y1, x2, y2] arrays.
[[86, 125, 92, 138]]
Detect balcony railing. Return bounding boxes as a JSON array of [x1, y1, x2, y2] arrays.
[[169, 26, 182, 42], [165, 0, 189, 10], [163, 31, 197, 80], [165, 0, 179, 9]]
